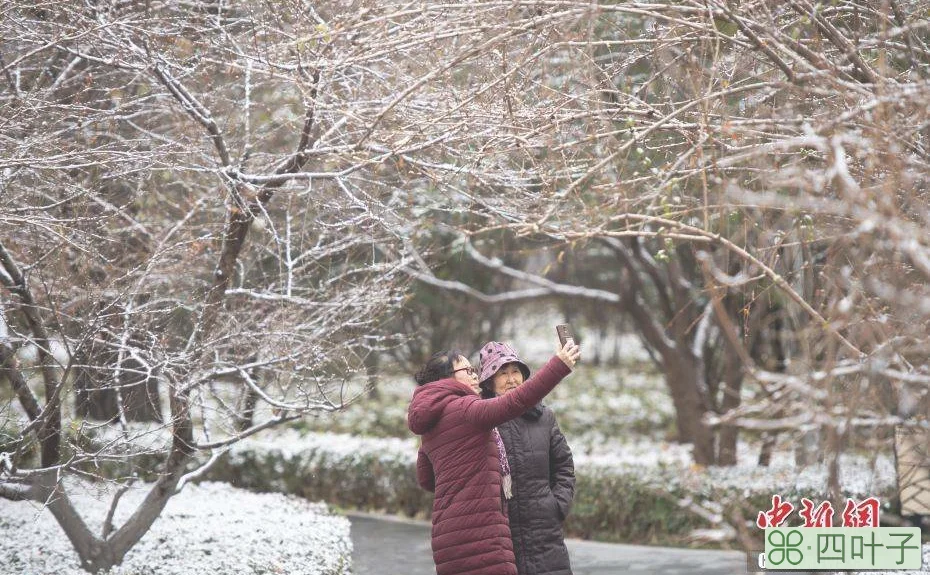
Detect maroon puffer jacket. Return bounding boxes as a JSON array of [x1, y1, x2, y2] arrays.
[[408, 356, 572, 575]]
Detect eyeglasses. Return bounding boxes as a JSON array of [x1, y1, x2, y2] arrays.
[[453, 366, 478, 377]]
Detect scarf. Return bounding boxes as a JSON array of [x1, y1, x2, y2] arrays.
[[492, 427, 513, 500]]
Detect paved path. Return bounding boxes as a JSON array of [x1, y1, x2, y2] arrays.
[[347, 512, 751, 575]]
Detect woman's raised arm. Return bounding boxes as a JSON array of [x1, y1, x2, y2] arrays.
[[463, 348, 576, 431]]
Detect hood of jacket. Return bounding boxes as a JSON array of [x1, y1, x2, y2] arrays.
[[408, 378, 475, 435]]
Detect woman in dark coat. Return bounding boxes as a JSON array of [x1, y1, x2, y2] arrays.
[[409, 342, 580, 575], [478, 341, 575, 575]]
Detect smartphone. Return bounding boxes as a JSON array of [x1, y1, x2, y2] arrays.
[[556, 324, 575, 347]]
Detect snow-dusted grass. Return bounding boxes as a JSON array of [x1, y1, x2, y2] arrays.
[[231, 428, 417, 467], [296, 362, 675, 440], [0, 481, 351, 575]]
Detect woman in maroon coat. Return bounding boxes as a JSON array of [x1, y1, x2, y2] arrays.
[[408, 342, 580, 575]]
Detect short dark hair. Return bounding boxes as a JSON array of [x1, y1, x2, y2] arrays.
[[414, 349, 465, 386]]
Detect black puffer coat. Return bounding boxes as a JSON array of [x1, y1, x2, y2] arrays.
[[497, 404, 574, 575]]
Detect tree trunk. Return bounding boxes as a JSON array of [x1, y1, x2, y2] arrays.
[[717, 339, 744, 466], [795, 429, 822, 465], [74, 344, 161, 423], [758, 432, 777, 466], [39, 475, 116, 573], [663, 353, 716, 465], [236, 382, 260, 432], [118, 354, 162, 422], [75, 368, 118, 421], [31, 385, 195, 574], [364, 351, 380, 400]]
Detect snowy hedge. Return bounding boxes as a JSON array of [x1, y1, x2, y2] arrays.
[[0, 481, 351, 575], [209, 431, 432, 519], [208, 430, 898, 546]]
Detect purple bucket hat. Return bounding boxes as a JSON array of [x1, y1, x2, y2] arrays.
[[477, 341, 531, 386]]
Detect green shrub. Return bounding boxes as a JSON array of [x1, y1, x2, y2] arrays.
[[206, 433, 434, 520], [567, 469, 703, 544]]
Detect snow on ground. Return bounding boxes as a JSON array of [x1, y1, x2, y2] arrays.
[[232, 428, 418, 467], [0, 481, 351, 575]]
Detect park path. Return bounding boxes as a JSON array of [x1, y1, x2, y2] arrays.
[[347, 512, 752, 575]]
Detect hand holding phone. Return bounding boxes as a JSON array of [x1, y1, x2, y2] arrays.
[[556, 324, 580, 368], [556, 324, 575, 346]]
